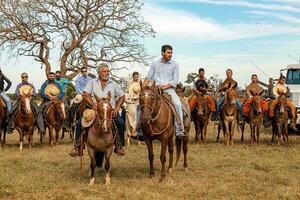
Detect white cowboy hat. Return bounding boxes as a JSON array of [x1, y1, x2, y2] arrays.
[[19, 85, 33, 96], [81, 109, 96, 128], [73, 94, 83, 104], [273, 83, 287, 97], [45, 84, 60, 97]]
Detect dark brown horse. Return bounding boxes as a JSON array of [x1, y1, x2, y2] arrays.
[[140, 81, 189, 181], [86, 92, 114, 185], [0, 98, 8, 149], [272, 93, 289, 145], [44, 99, 66, 146], [220, 89, 238, 146], [194, 94, 212, 144], [15, 93, 36, 150]]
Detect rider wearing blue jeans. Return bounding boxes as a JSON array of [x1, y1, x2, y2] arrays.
[[0, 69, 12, 112]]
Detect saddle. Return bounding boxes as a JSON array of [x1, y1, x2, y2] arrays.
[[0, 97, 6, 108]]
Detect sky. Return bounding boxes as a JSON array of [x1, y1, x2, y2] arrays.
[[1, 0, 300, 92]]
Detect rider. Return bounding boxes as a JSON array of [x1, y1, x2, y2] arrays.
[[269, 75, 298, 131], [69, 63, 126, 157], [136, 44, 185, 139], [242, 74, 268, 120], [188, 68, 216, 113], [8, 73, 45, 133], [0, 69, 12, 112], [75, 67, 92, 94], [212, 69, 242, 120]]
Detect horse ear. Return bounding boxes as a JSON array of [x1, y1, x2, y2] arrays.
[[182, 87, 186, 93], [151, 80, 156, 90], [258, 90, 264, 96], [107, 91, 111, 101], [93, 93, 102, 103], [250, 90, 255, 96], [139, 80, 143, 91]]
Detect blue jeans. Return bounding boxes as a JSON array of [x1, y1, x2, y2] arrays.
[[165, 88, 184, 135], [216, 96, 242, 116], [0, 92, 12, 111]]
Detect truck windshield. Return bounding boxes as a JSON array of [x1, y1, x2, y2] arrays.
[[286, 69, 300, 84]]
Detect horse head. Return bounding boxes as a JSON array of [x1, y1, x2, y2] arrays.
[[195, 91, 206, 116], [250, 89, 263, 115], [139, 81, 157, 123], [278, 92, 288, 115], [52, 98, 66, 121], [19, 89, 33, 116], [226, 89, 237, 105], [93, 92, 113, 133]]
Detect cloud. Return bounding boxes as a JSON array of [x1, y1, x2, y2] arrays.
[[248, 10, 300, 25], [143, 3, 300, 42]]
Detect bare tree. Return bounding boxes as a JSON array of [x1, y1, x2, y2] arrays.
[[0, 0, 155, 79]]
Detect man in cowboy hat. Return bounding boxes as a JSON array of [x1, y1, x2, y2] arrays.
[[69, 63, 126, 157], [242, 74, 268, 119], [7, 73, 45, 133], [212, 68, 242, 120], [269, 75, 298, 131], [188, 68, 216, 113], [0, 69, 12, 112], [125, 71, 141, 138]]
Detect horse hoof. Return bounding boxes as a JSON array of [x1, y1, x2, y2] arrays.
[[149, 174, 155, 179], [185, 168, 188, 173], [159, 177, 165, 183], [89, 178, 95, 186], [168, 168, 172, 174]]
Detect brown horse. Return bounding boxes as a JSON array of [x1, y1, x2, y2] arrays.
[[0, 99, 8, 149], [15, 93, 36, 150], [194, 94, 211, 144], [220, 89, 238, 146], [86, 92, 114, 185], [140, 81, 189, 181], [44, 99, 66, 146], [272, 93, 289, 145]]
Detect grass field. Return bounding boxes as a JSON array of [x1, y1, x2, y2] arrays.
[[0, 124, 300, 200]]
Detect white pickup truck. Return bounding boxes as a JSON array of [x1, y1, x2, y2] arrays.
[[281, 64, 300, 125]]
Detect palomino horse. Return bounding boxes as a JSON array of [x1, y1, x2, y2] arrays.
[[15, 92, 36, 150], [272, 92, 289, 145], [220, 89, 238, 146], [0, 98, 8, 149], [194, 94, 212, 144], [44, 99, 66, 146], [139, 81, 189, 181], [86, 92, 114, 185]]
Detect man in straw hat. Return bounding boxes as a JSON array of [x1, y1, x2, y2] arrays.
[[7, 73, 45, 133], [69, 63, 126, 157], [125, 71, 141, 139], [269, 75, 298, 131], [242, 74, 268, 119]]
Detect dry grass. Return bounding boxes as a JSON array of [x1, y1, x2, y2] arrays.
[[1, 124, 300, 200]]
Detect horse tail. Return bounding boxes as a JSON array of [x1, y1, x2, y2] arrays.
[[95, 152, 105, 168], [175, 137, 182, 166]]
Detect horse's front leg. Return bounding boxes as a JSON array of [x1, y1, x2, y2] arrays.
[[250, 124, 254, 144], [256, 124, 260, 145], [231, 121, 235, 145], [16, 128, 23, 151], [160, 138, 168, 182], [183, 136, 188, 172], [276, 124, 281, 146], [224, 121, 229, 146], [87, 145, 96, 186], [284, 123, 289, 145], [216, 123, 221, 142], [241, 122, 245, 143], [146, 140, 155, 178], [167, 136, 174, 173], [54, 126, 61, 145], [203, 121, 208, 145], [194, 121, 200, 143], [48, 126, 54, 146], [104, 147, 113, 185]]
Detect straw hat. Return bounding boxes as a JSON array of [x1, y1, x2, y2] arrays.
[[73, 94, 83, 104], [19, 85, 33, 96], [45, 84, 60, 97], [246, 83, 263, 97], [81, 109, 96, 128], [128, 82, 140, 99], [273, 83, 287, 97]]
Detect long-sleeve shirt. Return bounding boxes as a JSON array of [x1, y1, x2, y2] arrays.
[[40, 80, 64, 101], [219, 78, 237, 92], [15, 82, 37, 99], [146, 58, 179, 88], [75, 75, 92, 94], [55, 78, 71, 94], [0, 73, 12, 92]]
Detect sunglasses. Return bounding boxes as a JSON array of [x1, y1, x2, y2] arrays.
[[22, 76, 28, 78], [56, 76, 61, 78]]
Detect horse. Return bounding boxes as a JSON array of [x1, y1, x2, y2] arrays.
[[15, 92, 36, 150], [272, 93, 289, 145], [244, 90, 264, 144], [43, 99, 67, 146], [0, 98, 8, 149], [220, 89, 238, 146], [139, 81, 189, 182], [86, 92, 114, 185], [194, 94, 212, 144]]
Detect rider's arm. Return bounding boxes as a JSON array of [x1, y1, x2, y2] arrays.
[[169, 62, 179, 89], [3, 74, 12, 92], [83, 91, 95, 107], [143, 62, 155, 89], [15, 83, 21, 99], [113, 95, 125, 116], [83, 80, 97, 109], [40, 82, 50, 101]]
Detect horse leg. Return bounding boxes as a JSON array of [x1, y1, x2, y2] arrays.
[[284, 123, 289, 145], [216, 123, 221, 142], [224, 121, 229, 146], [203, 122, 208, 145], [55, 127, 60, 145], [276, 124, 281, 146], [104, 147, 113, 185], [250, 124, 254, 145], [61, 128, 65, 140], [146, 140, 155, 178], [17, 128, 23, 151], [49, 126, 54, 146], [167, 137, 174, 173], [87, 146, 96, 185], [195, 121, 200, 143], [231, 121, 235, 145], [160, 138, 168, 182], [256, 124, 260, 145], [241, 122, 245, 143], [183, 137, 188, 172], [271, 123, 275, 143]]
